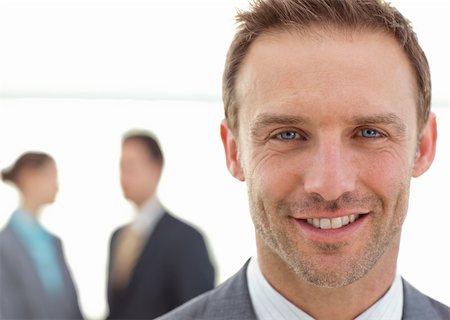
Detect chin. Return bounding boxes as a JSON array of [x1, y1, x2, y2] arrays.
[[123, 193, 136, 204], [44, 194, 57, 204]]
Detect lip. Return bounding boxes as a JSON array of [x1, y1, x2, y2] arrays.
[[292, 210, 369, 220], [292, 213, 369, 243]]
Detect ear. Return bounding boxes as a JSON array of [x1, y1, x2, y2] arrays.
[[412, 112, 437, 177], [220, 120, 245, 181]]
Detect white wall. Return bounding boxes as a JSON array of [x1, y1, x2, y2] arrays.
[[0, 0, 448, 103]]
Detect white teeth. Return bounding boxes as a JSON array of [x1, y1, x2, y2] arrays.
[[320, 219, 331, 229], [342, 215, 349, 225], [313, 218, 320, 228], [331, 217, 342, 229], [306, 214, 361, 229]]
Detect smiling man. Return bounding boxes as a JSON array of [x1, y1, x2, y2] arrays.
[[159, 0, 449, 319]]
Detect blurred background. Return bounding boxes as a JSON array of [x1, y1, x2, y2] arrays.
[[0, 0, 448, 318]]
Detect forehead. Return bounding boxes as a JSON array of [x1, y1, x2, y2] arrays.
[[26, 160, 56, 178], [235, 29, 417, 127], [121, 139, 150, 159]]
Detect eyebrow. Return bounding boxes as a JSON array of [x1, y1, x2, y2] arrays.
[[349, 113, 407, 135], [250, 113, 309, 135]]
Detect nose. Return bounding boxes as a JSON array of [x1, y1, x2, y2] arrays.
[[303, 139, 356, 201]]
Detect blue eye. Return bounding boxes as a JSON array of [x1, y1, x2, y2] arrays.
[[360, 128, 382, 138], [277, 131, 299, 140]]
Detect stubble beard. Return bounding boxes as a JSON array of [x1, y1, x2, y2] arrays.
[[248, 185, 409, 288]]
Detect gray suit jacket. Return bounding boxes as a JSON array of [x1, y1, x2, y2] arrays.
[[159, 261, 450, 320], [0, 224, 83, 319]]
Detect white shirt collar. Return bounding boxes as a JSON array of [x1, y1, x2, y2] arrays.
[[356, 271, 403, 320], [130, 195, 165, 237], [247, 257, 403, 320]]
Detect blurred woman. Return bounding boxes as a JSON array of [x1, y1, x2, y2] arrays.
[[0, 152, 82, 319]]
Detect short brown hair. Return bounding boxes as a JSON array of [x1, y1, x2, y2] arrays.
[[1, 152, 54, 186], [223, 0, 431, 134], [122, 130, 164, 165]]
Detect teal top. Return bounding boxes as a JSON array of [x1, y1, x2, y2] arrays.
[[9, 210, 65, 296]]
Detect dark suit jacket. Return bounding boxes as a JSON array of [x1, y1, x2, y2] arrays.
[[158, 261, 450, 320], [107, 212, 215, 319], [0, 224, 83, 319]]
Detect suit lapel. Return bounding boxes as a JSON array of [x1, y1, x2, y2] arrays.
[[204, 260, 257, 319], [402, 278, 440, 319], [127, 212, 167, 287]]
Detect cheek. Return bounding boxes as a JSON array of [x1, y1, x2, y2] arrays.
[[47, 180, 57, 195], [36, 181, 55, 200], [122, 170, 141, 185], [357, 149, 412, 217], [360, 154, 394, 192], [360, 146, 412, 183], [247, 151, 304, 202]]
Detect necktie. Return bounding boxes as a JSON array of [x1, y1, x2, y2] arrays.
[[112, 226, 143, 289]]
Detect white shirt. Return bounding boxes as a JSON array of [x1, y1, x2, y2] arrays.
[[130, 195, 165, 239], [247, 257, 403, 320]]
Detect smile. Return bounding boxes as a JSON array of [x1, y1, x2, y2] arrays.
[[306, 214, 361, 230]]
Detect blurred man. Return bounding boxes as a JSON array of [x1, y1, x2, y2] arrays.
[[160, 0, 449, 319], [107, 130, 214, 319]]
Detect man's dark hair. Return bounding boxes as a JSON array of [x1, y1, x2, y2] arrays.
[[123, 130, 164, 165]]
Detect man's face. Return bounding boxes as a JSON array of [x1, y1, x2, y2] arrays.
[[222, 30, 436, 288], [120, 139, 161, 206]]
